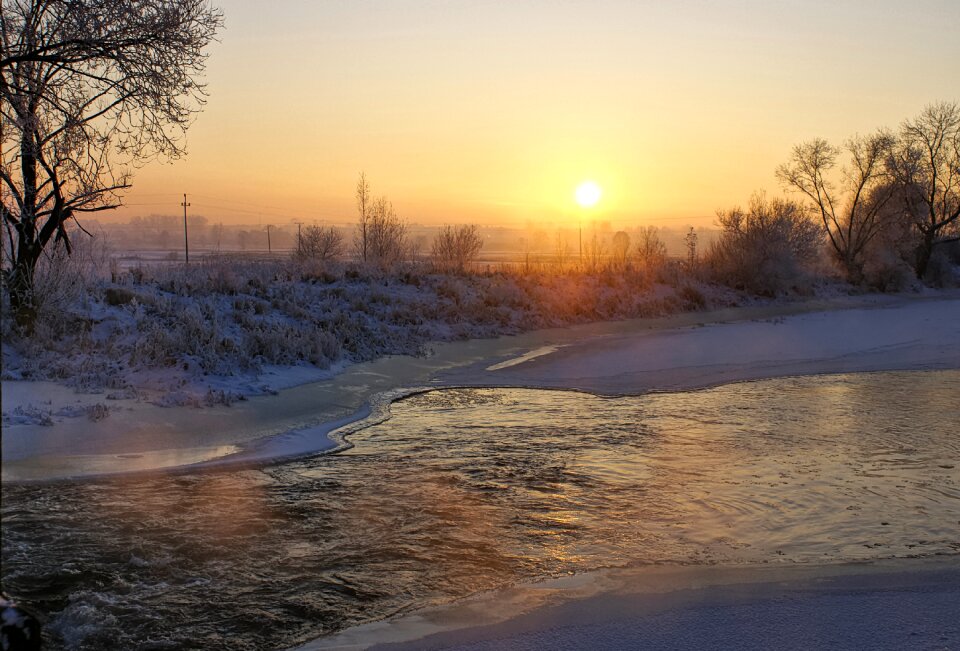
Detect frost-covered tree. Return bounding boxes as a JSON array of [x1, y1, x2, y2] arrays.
[[554, 230, 572, 272], [366, 197, 409, 268], [709, 192, 823, 295], [1, 0, 222, 327], [887, 101, 960, 279], [353, 174, 409, 268], [777, 132, 897, 282], [684, 227, 698, 268], [635, 225, 667, 274], [354, 171, 371, 262], [295, 225, 344, 262], [431, 224, 483, 272], [583, 230, 607, 272]]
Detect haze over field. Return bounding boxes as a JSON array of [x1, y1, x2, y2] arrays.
[[117, 0, 960, 228]]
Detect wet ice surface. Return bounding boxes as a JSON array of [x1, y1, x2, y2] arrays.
[[2, 370, 958, 650]]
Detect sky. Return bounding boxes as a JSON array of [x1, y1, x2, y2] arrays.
[[117, 0, 960, 229]]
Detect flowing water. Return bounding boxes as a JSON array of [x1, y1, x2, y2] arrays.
[[2, 370, 959, 650]]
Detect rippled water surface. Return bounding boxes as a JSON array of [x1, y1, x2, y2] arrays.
[[2, 370, 959, 650]]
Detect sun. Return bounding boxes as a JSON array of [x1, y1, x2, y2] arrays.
[[575, 181, 602, 208]]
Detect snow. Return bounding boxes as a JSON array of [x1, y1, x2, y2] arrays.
[[448, 297, 960, 394], [485, 345, 564, 371], [3, 291, 958, 482], [294, 559, 960, 651], [1, 381, 122, 427]]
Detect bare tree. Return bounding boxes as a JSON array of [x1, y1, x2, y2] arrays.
[[583, 230, 607, 272], [554, 230, 571, 272], [635, 225, 667, 274], [366, 196, 409, 268], [518, 236, 534, 274], [777, 132, 897, 282], [887, 101, 960, 279], [684, 227, 698, 268], [1, 0, 222, 327], [295, 224, 344, 262], [431, 224, 483, 272], [354, 171, 371, 262], [352, 173, 408, 267]]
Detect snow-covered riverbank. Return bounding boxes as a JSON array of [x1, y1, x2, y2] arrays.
[[442, 292, 960, 394], [302, 559, 960, 651], [1, 263, 735, 412], [3, 291, 958, 482]]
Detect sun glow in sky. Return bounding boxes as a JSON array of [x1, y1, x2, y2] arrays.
[[116, 0, 960, 228], [575, 182, 602, 209]]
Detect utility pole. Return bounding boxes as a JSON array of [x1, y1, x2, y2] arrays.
[[579, 217, 583, 267], [181, 193, 190, 264], [266, 224, 272, 254], [294, 221, 303, 255]]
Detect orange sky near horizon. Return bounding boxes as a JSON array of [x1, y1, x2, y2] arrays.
[[117, 0, 960, 229]]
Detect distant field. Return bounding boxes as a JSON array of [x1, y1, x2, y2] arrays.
[[108, 247, 685, 273]]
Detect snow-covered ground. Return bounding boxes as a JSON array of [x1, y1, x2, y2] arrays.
[[443, 294, 960, 394], [300, 559, 960, 651], [3, 290, 957, 481]]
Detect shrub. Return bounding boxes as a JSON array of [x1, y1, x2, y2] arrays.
[[104, 287, 137, 305], [6, 231, 112, 330], [635, 226, 667, 277], [431, 224, 484, 272], [925, 248, 960, 287], [295, 225, 344, 262], [678, 284, 706, 309], [708, 193, 823, 295]]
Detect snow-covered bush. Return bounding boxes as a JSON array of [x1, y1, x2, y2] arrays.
[[635, 226, 667, 279], [708, 193, 823, 295], [1, 231, 112, 334], [294, 225, 344, 262], [431, 224, 484, 272], [355, 198, 411, 269]]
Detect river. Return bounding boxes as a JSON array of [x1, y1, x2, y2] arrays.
[[2, 370, 958, 649]]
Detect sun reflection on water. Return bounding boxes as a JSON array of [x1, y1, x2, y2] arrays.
[[1, 370, 957, 650]]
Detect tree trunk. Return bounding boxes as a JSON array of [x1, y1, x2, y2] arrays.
[[841, 250, 864, 285], [10, 121, 42, 331], [7, 248, 40, 331], [913, 230, 936, 280]]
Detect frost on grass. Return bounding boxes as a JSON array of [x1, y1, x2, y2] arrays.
[[2, 259, 746, 405], [0, 403, 108, 426], [2, 405, 55, 427]]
